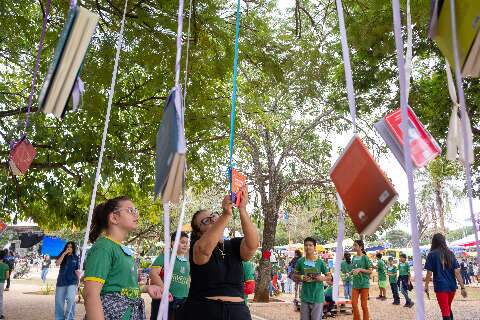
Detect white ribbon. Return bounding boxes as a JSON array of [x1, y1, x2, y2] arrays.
[[392, 1, 426, 319], [445, 62, 474, 165], [448, 0, 480, 264], [405, 0, 413, 102], [332, 193, 345, 302]]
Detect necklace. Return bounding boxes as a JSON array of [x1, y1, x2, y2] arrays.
[[217, 242, 226, 259]]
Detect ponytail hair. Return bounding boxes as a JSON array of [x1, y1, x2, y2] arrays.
[[354, 239, 367, 255], [89, 196, 130, 243], [344, 252, 352, 264]]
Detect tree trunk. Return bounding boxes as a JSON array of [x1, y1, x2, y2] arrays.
[[434, 186, 446, 234], [253, 204, 278, 302]]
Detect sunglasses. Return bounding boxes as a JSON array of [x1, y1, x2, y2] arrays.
[[114, 207, 139, 217], [200, 212, 220, 226]]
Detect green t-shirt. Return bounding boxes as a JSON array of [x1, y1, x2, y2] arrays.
[[0, 262, 9, 283], [242, 261, 255, 281], [324, 285, 333, 297], [398, 262, 410, 276], [295, 257, 329, 304], [351, 255, 372, 289], [152, 254, 190, 299], [85, 237, 139, 298], [340, 260, 353, 283], [377, 259, 387, 282], [387, 265, 398, 283]]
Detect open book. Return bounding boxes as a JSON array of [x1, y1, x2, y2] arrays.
[[330, 135, 398, 235], [430, 0, 480, 77], [374, 106, 441, 171], [38, 7, 99, 117], [154, 86, 186, 204]]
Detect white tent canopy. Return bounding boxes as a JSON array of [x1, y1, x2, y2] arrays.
[[450, 234, 478, 246], [324, 238, 354, 249]]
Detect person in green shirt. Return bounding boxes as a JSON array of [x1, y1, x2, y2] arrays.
[[84, 196, 163, 320], [0, 250, 10, 319], [376, 252, 387, 300], [340, 252, 353, 300], [150, 231, 190, 320], [386, 256, 400, 305], [398, 253, 414, 308], [294, 237, 331, 320], [351, 239, 373, 320], [242, 261, 255, 305]]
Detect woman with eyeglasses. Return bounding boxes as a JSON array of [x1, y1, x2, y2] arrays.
[[83, 196, 164, 320], [55, 242, 80, 320], [182, 188, 259, 320]]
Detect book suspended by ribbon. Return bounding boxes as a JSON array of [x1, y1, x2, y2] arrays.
[[154, 86, 186, 204], [429, 0, 480, 77], [330, 135, 398, 236], [231, 168, 246, 207], [374, 106, 441, 171], [38, 6, 98, 118], [9, 137, 37, 176]]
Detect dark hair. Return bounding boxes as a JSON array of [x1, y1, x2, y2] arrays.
[[59, 241, 77, 266], [294, 249, 302, 258], [388, 256, 394, 261], [344, 252, 351, 264], [89, 196, 131, 243], [0, 250, 5, 260], [399, 253, 407, 259], [190, 209, 209, 244], [376, 252, 382, 259], [171, 231, 189, 244], [304, 237, 317, 247], [354, 240, 366, 255], [430, 233, 454, 269]]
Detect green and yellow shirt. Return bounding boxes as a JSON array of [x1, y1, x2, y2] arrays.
[[151, 254, 190, 299], [398, 262, 410, 277], [340, 260, 353, 283], [295, 257, 329, 304], [84, 236, 139, 298], [377, 259, 387, 282], [351, 255, 372, 289], [0, 262, 9, 283], [387, 265, 398, 284]]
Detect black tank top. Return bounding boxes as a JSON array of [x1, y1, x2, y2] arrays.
[[189, 237, 244, 298]]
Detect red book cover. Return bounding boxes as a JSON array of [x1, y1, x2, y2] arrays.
[[9, 138, 36, 175], [384, 107, 441, 168], [0, 220, 6, 235], [231, 169, 247, 207]]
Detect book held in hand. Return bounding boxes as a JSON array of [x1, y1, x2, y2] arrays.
[[330, 135, 398, 236], [38, 6, 99, 118], [154, 86, 186, 204], [231, 168, 246, 207], [374, 106, 441, 170]]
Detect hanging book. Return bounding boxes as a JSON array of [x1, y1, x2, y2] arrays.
[[154, 86, 186, 204], [0, 220, 7, 235], [374, 106, 441, 170], [38, 6, 99, 118], [430, 0, 480, 77], [231, 168, 247, 207], [330, 135, 398, 236], [9, 137, 37, 176]]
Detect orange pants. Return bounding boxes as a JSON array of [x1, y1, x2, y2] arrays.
[[352, 288, 369, 320]]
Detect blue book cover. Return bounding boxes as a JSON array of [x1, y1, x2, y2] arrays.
[[38, 7, 78, 111]]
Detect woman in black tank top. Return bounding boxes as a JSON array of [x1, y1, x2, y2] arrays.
[[182, 188, 259, 320]]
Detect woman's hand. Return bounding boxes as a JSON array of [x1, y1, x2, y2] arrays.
[[222, 195, 233, 216], [144, 285, 173, 300], [65, 247, 73, 256], [461, 287, 467, 298], [352, 269, 360, 275], [238, 186, 248, 210]]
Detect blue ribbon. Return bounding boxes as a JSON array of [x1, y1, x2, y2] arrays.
[[228, 0, 241, 195]]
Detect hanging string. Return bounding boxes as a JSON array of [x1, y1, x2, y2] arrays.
[[228, 0, 241, 193], [158, 0, 186, 319], [448, 0, 480, 263], [182, 0, 194, 108], [332, 0, 358, 302], [391, 1, 425, 318], [22, 0, 52, 136], [405, 0, 413, 101], [79, 0, 129, 273]]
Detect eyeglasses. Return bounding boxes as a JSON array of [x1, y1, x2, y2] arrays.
[[114, 207, 139, 217], [200, 212, 219, 226]]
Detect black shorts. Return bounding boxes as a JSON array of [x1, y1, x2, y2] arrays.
[[181, 297, 251, 320]]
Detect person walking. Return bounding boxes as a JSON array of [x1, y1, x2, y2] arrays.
[[376, 253, 387, 300], [467, 261, 474, 284], [351, 239, 373, 320], [386, 257, 400, 305], [0, 251, 10, 319], [288, 250, 303, 307], [424, 233, 467, 320], [41, 255, 51, 284], [294, 237, 331, 320], [3, 251, 14, 292], [340, 252, 353, 300], [398, 253, 414, 308], [83, 196, 163, 319], [242, 260, 255, 304], [459, 259, 469, 285], [181, 188, 259, 320], [54, 242, 80, 320]]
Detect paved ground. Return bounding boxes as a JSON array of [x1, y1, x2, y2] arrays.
[[4, 268, 480, 319]]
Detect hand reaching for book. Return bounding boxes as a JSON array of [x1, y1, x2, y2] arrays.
[[238, 186, 248, 210], [222, 195, 233, 216]]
